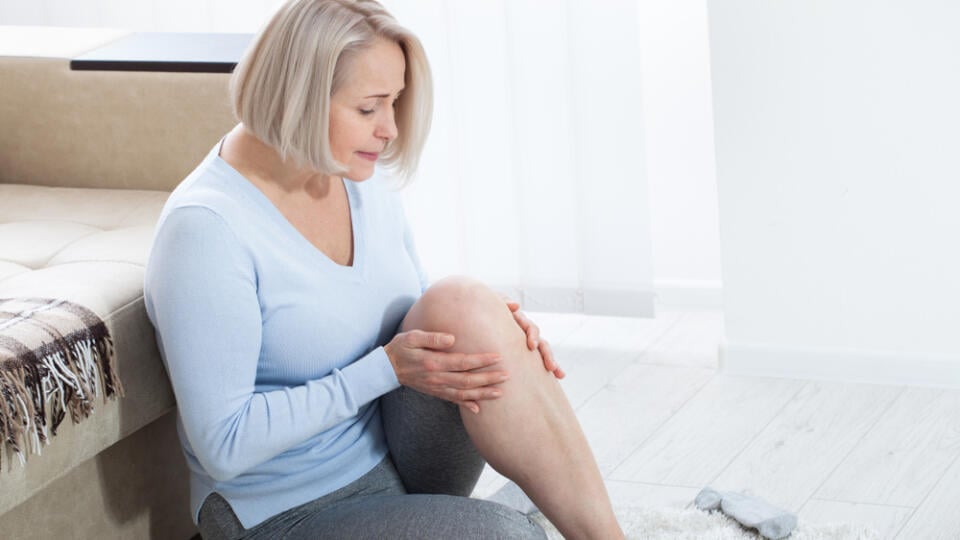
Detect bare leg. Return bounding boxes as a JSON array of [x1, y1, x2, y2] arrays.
[[400, 276, 624, 540]]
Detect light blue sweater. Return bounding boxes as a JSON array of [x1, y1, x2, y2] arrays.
[[144, 143, 427, 528]]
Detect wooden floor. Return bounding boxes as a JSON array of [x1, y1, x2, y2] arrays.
[[470, 309, 960, 539]]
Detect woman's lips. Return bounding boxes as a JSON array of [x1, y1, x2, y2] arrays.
[[357, 151, 379, 161]]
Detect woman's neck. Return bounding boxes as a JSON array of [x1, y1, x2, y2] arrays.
[[220, 124, 337, 201]]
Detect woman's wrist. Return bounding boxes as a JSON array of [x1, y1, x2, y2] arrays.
[[383, 342, 400, 379]]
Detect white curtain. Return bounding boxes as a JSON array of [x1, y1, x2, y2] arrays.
[[384, 0, 655, 316], [0, 0, 657, 316]]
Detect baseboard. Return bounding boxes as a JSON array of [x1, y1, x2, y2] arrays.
[[653, 279, 724, 311], [720, 339, 960, 389]]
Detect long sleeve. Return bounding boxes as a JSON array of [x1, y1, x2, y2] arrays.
[[144, 206, 399, 482]]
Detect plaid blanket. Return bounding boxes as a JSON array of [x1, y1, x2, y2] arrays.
[[0, 298, 123, 470]]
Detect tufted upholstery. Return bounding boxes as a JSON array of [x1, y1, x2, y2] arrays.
[[0, 184, 168, 286]]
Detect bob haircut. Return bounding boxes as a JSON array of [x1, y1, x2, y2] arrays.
[[230, 0, 432, 185]]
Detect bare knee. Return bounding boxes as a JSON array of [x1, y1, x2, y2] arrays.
[[401, 275, 520, 353], [403, 275, 507, 332], [422, 276, 502, 314]]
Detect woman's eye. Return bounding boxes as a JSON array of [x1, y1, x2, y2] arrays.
[[359, 108, 375, 115]]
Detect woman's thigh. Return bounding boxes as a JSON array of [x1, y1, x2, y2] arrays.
[[380, 384, 485, 496], [283, 493, 547, 540]]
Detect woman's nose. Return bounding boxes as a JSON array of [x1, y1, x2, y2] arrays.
[[376, 109, 398, 142]]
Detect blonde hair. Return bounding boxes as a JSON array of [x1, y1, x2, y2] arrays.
[[230, 0, 432, 184]]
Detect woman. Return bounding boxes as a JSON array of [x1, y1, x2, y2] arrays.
[[144, 1, 624, 538]]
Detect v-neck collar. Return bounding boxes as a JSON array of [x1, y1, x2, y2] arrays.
[[209, 141, 367, 281]]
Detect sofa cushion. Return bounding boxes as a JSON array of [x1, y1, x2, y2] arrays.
[[0, 184, 173, 515]]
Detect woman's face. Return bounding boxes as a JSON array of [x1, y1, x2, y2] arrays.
[[329, 38, 406, 181]]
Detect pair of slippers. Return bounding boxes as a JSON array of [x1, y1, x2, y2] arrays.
[[694, 486, 797, 539], [488, 482, 798, 540]]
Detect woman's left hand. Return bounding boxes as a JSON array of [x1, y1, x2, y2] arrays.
[[504, 298, 565, 379]]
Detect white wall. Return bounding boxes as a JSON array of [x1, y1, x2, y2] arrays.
[[0, 0, 283, 33], [637, 0, 722, 310], [0, 0, 723, 312], [709, 1, 960, 386]]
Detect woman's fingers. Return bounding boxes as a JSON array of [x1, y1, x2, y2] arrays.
[[430, 368, 509, 389], [434, 351, 501, 372], [405, 329, 456, 350], [506, 310, 558, 375], [525, 321, 540, 350], [426, 352, 507, 409], [539, 337, 556, 371], [387, 330, 512, 410], [445, 384, 503, 403], [458, 401, 481, 414], [512, 310, 540, 350], [401, 333, 501, 372], [539, 339, 564, 379]]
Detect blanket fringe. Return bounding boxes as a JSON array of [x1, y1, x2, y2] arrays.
[[1, 301, 123, 472]]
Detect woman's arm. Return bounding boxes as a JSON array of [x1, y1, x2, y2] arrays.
[[145, 206, 399, 482]]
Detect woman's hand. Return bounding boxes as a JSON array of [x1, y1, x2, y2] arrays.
[[503, 298, 565, 379], [384, 329, 508, 414]]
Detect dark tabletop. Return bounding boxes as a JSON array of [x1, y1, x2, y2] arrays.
[[70, 32, 254, 73]]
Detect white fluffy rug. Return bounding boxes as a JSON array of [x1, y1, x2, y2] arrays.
[[529, 506, 881, 540]]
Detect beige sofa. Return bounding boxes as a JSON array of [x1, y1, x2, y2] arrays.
[[0, 27, 236, 539]]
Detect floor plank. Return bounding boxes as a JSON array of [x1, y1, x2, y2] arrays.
[[816, 387, 960, 507], [522, 311, 588, 348], [557, 345, 639, 410], [895, 453, 960, 539], [559, 311, 683, 356], [575, 363, 715, 475], [640, 311, 724, 368], [609, 374, 804, 486], [709, 381, 904, 510], [799, 499, 913, 540]]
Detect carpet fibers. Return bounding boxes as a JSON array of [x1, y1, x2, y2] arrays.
[[530, 506, 881, 540]]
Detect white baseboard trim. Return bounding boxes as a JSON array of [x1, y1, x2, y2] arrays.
[[720, 340, 960, 389], [653, 279, 724, 311]]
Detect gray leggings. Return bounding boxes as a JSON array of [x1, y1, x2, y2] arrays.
[[197, 386, 547, 539]]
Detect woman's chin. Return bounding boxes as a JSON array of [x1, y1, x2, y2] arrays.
[[344, 164, 377, 182]]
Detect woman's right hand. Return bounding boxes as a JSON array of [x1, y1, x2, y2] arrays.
[[384, 330, 508, 414]]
